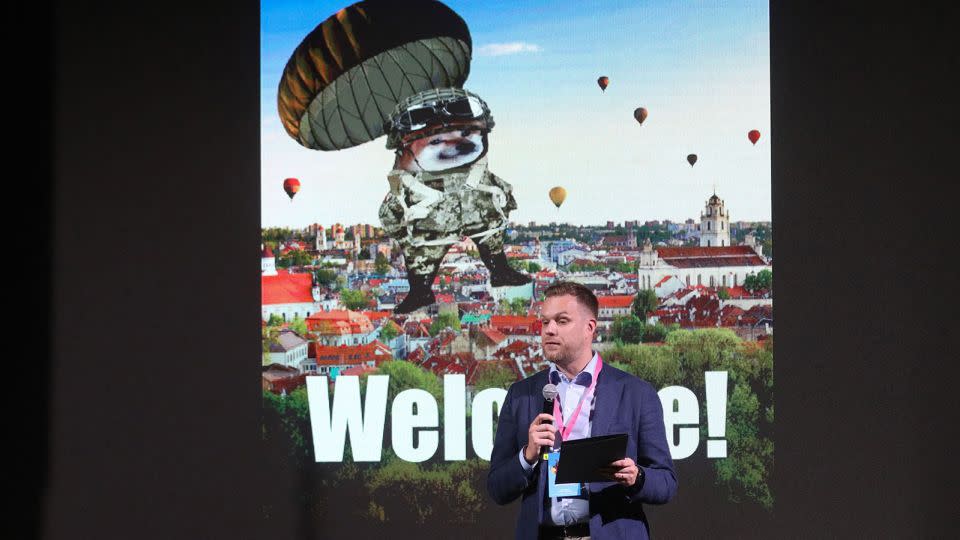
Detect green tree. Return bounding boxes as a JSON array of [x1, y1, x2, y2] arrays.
[[375, 360, 442, 402], [341, 289, 370, 310], [602, 342, 681, 389], [313, 268, 337, 286], [631, 288, 659, 319], [267, 313, 284, 326], [277, 248, 313, 269], [365, 457, 488, 526], [375, 252, 391, 275], [509, 297, 528, 315], [717, 287, 731, 300], [472, 362, 517, 391], [429, 312, 461, 336], [379, 321, 400, 343], [744, 269, 772, 293], [642, 322, 671, 343], [755, 269, 772, 291], [261, 387, 313, 462], [527, 262, 541, 273], [611, 315, 645, 344], [289, 316, 308, 336]]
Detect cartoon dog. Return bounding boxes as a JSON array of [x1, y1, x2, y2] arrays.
[[379, 88, 531, 313], [394, 124, 486, 173]]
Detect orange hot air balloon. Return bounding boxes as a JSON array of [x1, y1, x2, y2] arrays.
[[283, 177, 301, 200], [748, 129, 761, 145], [633, 107, 648, 125], [548, 186, 567, 208], [686, 154, 697, 167], [597, 76, 609, 92]]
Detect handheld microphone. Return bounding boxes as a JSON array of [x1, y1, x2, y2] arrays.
[[540, 383, 559, 457]]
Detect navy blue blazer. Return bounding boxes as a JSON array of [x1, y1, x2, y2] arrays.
[[487, 360, 677, 540]]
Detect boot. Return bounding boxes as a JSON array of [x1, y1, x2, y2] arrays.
[[477, 243, 532, 287], [394, 270, 438, 314]]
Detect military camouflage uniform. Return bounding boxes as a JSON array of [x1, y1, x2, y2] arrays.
[[378, 157, 516, 276]]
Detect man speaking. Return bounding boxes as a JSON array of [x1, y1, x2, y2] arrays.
[[487, 282, 677, 539]]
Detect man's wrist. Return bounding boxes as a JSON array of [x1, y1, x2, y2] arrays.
[[631, 466, 645, 490], [522, 445, 537, 464]]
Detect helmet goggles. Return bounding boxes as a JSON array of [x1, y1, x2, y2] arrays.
[[393, 95, 487, 133]]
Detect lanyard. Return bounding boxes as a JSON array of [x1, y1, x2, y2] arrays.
[[552, 356, 603, 442]]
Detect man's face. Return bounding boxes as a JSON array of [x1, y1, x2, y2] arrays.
[[540, 294, 596, 365]]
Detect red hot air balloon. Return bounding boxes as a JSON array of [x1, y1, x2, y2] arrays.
[[633, 107, 648, 125], [597, 76, 609, 92], [687, 154, 697, 167], [283, 177, 301, 201], [748, 129, 761, 145]]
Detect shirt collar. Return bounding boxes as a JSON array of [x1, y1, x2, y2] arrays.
[[549, 352, 599, 387]]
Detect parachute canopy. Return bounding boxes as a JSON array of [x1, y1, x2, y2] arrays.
[[748, 129, 761, 145], [277, 0, 473, 151], [597, 76, 609, 92], [633, 107, 648, 125], [283, 178, 301, 200], [549, 186, 567, 208], [687, 154, 697, 167]]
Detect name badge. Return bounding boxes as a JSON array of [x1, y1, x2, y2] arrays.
[[547, 451, 581, 498]]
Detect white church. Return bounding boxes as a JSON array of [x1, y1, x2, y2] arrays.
[[637, 192, 771, 293]]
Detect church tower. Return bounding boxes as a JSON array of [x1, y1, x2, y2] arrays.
[[315, 225, 327, 251], [699, 192, 730, 247], [261, 244, 278, 276]]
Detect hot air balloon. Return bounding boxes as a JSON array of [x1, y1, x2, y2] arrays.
[[283, 178, 301, 201], [633, 107, 648, 125], [748, 129, 761, 145], [548, 186, 567, 208], [277, 1, 473, 151], [687, 154, 697, 167], [597, 76, 609, 92]]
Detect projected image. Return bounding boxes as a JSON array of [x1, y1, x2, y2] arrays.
[[261, 1, 772, 535]]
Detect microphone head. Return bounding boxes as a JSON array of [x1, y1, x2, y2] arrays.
[[542, 383, 558, 401]]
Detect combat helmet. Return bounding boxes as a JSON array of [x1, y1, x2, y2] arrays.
[[385, 87, 495, 150]]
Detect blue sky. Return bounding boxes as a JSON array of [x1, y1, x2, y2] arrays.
[[261, 0, 770, 227]]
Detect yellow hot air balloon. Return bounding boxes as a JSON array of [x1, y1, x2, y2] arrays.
[[549, 186, 567, 208]]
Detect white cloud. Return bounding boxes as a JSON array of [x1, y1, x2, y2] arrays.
[[475, 42, 542, 56]]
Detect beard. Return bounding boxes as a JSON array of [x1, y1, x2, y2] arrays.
[[543, 342, 574, 365]]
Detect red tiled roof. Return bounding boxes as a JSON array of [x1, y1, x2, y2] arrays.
[[306, 310, 374, 335], [654, 276, 673, 287], [312, 340, 392, 366], [362, 311, 392, 321], [494, 340, 531, 356], [597, 295, 634, 309], [491, 315, 539, 327], [655, 246, 766, 268], [262, 245, 274, 258], [407, 348, 425, 363], [340, 364, 378, 377], [262, 272, 313, 305], [478, 327, 507, 345]]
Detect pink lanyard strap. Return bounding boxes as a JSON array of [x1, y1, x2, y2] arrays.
[[552, 356, 603, 442]]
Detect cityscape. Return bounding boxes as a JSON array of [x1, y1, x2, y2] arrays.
[[261, 190, 773, 397]]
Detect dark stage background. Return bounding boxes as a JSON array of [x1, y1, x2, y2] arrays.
[[36, 1, 955, 538]]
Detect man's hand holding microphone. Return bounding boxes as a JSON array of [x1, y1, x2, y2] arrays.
[[523, 383, 559, 465]]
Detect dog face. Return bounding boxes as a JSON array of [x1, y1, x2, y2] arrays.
[[395, 125, 486, 173]]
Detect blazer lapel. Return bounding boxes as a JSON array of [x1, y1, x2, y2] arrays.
[[590, 359, 623, 437]]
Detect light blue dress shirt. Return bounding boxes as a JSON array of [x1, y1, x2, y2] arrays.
[[519, 353, 599, 526]]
